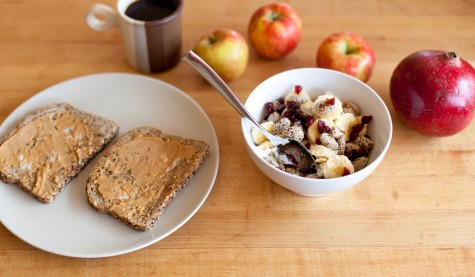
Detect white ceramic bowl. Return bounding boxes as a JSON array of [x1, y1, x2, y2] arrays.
[[241, 68, 392, 196]]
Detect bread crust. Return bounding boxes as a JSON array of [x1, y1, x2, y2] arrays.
[[0, 103, 119, 203], [86, 126, 209, 231]]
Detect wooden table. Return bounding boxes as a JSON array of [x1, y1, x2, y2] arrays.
[[1, 0, 475, 275]]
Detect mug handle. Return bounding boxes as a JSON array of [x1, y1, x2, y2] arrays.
[[86, 3, 118, 31]]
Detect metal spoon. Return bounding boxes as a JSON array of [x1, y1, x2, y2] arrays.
[[182, 50, 316, 173]]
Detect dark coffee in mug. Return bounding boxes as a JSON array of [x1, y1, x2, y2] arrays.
[[87, 0, 183, 73], [125, 0, 177, 21]]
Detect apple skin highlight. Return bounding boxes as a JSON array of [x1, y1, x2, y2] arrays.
[[193, 29, 249, 82], [316, 32, 375, 83], [248, 3, 302, 59]]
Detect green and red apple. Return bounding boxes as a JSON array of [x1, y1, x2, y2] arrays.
[[316, 32, 375, 83], [248, 3, 302, 59], [192, 28, 249, 82]]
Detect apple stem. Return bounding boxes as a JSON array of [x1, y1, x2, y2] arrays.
[[345, 44, 359, 55], [269, 11, 281, 21], [207, 36, 217, 45]]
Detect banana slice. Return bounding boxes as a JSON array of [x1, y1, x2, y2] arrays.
[[258, 140, 275, 151], [356, 116, 369, 137], [311, 94, 343, 120], [309, 144, 337, 162], [334, 112, 359, 142], [284, 86, 312, 109], [251, 121, 275, 145], [307, 118, 334, 144], [322, 155, 355, 178]]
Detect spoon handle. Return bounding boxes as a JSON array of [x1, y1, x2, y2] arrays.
[[182, 50, 272, 137]]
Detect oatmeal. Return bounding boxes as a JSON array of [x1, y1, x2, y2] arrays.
[[251, 85, 374, 179]]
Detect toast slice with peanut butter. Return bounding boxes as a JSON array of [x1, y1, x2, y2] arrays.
[[0, 103, 119, 203], [86, 126, 209, 231]]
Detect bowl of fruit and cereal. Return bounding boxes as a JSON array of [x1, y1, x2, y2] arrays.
[[241, 68, 392, 196]]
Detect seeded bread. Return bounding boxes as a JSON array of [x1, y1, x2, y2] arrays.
[[0, 103, 119, 203], [86, 126, 209, 231]]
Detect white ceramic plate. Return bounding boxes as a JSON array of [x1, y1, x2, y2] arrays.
[[0, 73, 219, 258]]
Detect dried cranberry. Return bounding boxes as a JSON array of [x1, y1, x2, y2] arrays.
[[352, 124, 364, 133], [275, 101, 286, 114], [305, 142, 311, 149], [283, 109, 298, 121], [325, 97, 335, 105], [317, 120, 331, 133], [342, 167, 351, 176], [264, 102, 274, 115], [315, 138, 322, 145], [361, 115, 373, 124], [282, 109, 290, 118], [285, 153, 299, 166], [304, 116, 314, 129], [346, 150, 355, 160], [358, 147, 369, 157], [294, 85, 303, 94], [350, 123, 364, 140], [297, 113, 313, 129], [286, 100, 300, 110], [347, 148, 368, 160]]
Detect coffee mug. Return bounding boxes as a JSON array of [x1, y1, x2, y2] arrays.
[[86, 0, 182, 73]]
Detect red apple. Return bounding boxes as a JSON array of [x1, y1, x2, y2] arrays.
[[192, 28, 249, 82], [390, 50, 475, 136], [248, 3, 302, 59], [316, 32, 375, 83]]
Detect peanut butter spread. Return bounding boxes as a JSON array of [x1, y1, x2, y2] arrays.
[[94, 133, 197, 219], [0, 112, 98, 199]]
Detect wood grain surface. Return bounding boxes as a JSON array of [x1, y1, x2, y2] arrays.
[[1, 0, 475, 276]]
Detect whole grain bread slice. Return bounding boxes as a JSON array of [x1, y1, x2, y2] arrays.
[[0, 103, 119, 203], [86, 126, 209, 231]]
